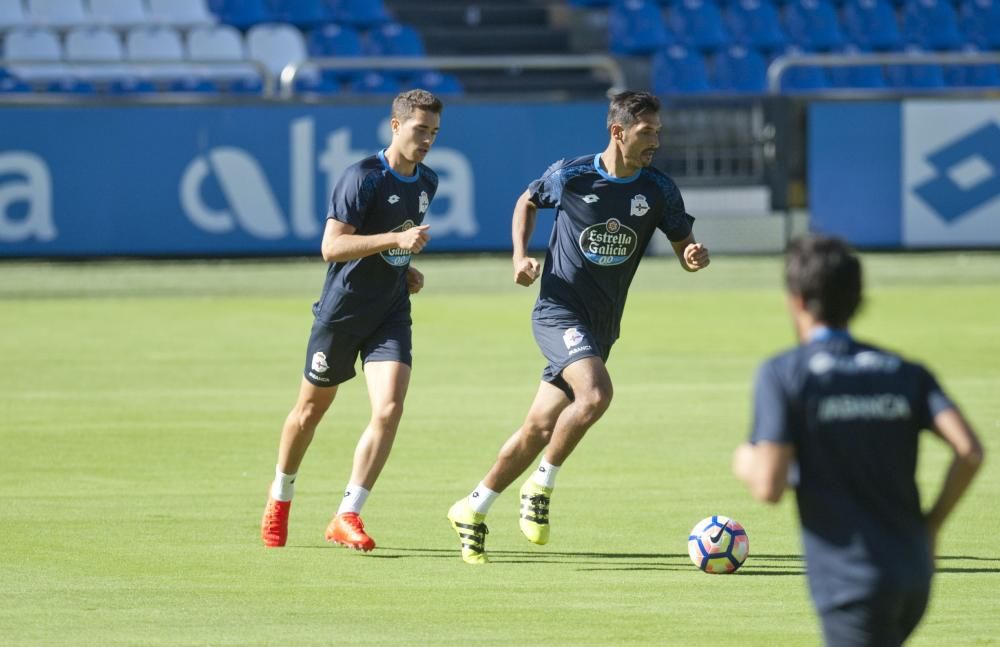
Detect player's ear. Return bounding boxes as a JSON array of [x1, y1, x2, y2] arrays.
[[390, 117, 401, 135], [609, 123, 624, 142]]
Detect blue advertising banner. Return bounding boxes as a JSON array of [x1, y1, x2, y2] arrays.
[[0, 101, 608, 257]]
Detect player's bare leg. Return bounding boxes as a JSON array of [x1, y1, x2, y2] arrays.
[[263, 379, 338, 547], [327, 360, 410, 551]]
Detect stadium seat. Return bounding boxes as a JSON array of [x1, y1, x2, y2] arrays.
[[669, 0, 729, 51], [187, 24, 259, 83], [87, 0, 148, 30], [213, 0, 272, 29], [842, 0, 903, 51], [774, 47, 829, 91], [959, 0, 1000, 50], [784, 0, 845, 51], [265, 0, 328, 27], [351, 70, 400, 94], [44, 77, 96, 93], [885, 49, 946, 87], [147, 0, 217, 29], [65, 26, 126, 82], [107, 76, 158, 93], [726, 0, 787, 52], [327, 0, 390, 28], [306, 23, 363, 83], [168, 76, 221, 93], [713, 45, 767, 93], [246, 22, 315, 86], [0, 76, 32, 93], [410, 70, 463, 95], [826, 47, 887, 88], [609, 0, 672, 55], [567, 0, 613, 6], [3, 27, 68, 82], [944, 46, 1000, 86], [367, 23, 426, 58], [651, 46, 712, 94], [126, 26, 190, 81], [25, 0, 90, 30], [901, 0, 964, 50], [0, 1, 29, 32]]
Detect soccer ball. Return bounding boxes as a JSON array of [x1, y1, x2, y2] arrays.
[[688, 515, 749, 574]]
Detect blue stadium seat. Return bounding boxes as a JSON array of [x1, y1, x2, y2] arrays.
[[826, 48, 887, 88], [726, 0, 787, 52], [409, 71, 463, 95], [0, 76, 32, 93], [3, 27, 68, 83], [567, 0, 613, 6], [65, 26, 126, 83], [212, 0, 272, 29], [609, 0, 672, 55], [901, 0, 963, 50], [147, 0, 217, 29], [842, 0, 903, 51], [88, 0, 149, 29], [784, 0, 845, 51], [775, 47, 829, 91], [945, 62, 1000, 87], [327, 0, 390, 28], [126, 26, 190, 82], [44, 78, 97, 94], [713, 45, 767, 92], [25, 0, 91, 30], [107, 76, 158, 94], [168, 77, 222, 93], [0, 1, 28, 32], [651, 45, 712, 94], [960, 0, 1000, 50], [367, 23, 426, 58], [351, 70, 401, 94], [265, 0, 328, 28], [306, 24, 364, 83], [669, 0, 729, 51], [885, 49, 946, 87]]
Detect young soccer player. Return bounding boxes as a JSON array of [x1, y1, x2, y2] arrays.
[[447, 91, 711, 564], [733, 235, 984, 646], [261, 90, 442, 550]]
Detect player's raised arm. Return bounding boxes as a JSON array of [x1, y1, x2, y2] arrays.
[[512, 190, 541, 286], [321, 218, 430, 263], [669, 233, 710, 272]]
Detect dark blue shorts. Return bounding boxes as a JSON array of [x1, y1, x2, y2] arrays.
[[819, 588, 929, 647], [303, 316, 412, 387], [532, 316, 611, 399]]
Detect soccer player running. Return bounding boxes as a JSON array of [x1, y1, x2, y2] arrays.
[[447, 91, 710, 564], [733, 235, 984, 646], [261, 90, 442, 550]]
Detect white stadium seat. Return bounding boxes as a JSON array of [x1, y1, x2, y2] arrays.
[[126, 26, 191, 81], [87, 0, 149, 30], [246, 23, 309, 80], [26, 0, 90, 30], [3, 27, 69, 81], [148, 0, 216, 29], [187, 24, 258, 82], [0, 1, 29, 33], [65, 26, 126, 81]]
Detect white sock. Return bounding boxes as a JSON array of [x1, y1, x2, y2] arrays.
[[531, 458, 560, 489], [337, 483, 370, 515], [468, 482, 499, 515], [270, 466, 297, 502]]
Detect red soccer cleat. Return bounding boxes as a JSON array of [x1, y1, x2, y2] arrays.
[[261, 497, 291, 548], [326, 512, 376, 552]]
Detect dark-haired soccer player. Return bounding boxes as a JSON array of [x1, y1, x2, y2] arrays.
[[261, 90, 442, 551], [447, 91, 710, 564], [733, 235, 983, 646]]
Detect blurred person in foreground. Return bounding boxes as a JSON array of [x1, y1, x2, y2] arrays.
[[261, 90, 441, 551], [447, 91, 710, 564], [733, 234, 983, 646]]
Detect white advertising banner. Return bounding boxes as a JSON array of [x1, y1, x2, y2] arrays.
[[903, 100, 1000, 247]]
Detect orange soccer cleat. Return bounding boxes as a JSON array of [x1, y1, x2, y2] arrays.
[[261, 497, 291, 548], [326, 512, 376, 552]]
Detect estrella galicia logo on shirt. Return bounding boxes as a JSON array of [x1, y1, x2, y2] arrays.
[[630, 194, 650, 217], [381, 219, 416, 267], [579, 218, 638, 266]]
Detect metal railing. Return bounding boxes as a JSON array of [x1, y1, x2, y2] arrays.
[[767, 51, 1000, 94], [279, 54, 626, 99]]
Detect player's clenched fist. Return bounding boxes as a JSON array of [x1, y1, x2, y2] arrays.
[[397, 224, 431, 253], [513, 256, 541, 286], [406, 266, 424, 294], [683, 242, 710, 271]]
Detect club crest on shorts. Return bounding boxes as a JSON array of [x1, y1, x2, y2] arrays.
[[311, 351, 329, 373], [630, 194, 650, 217], [381, 219, 416, 267], [563, 327, 585, 349], [579, 218, 638, 266], [418, 190, 429, 214]]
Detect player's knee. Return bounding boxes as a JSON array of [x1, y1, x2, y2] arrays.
[[576, 385, 613, 420], [522, 420, 553, 444], [294, 400, 329, 432], [371, 400, 404, 429]]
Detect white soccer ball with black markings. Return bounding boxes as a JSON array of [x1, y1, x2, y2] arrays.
[[688, 515, 749, 574]]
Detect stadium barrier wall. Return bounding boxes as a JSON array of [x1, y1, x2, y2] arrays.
[[0, 101, 609, 257], [809, 98, 1000, 249]]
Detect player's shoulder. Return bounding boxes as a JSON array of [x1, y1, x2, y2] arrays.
[[540, 154, 595, 179], [853, 339, 931, 378], [417, 162, 439, 187], [641, 166, 682, 199], [342, 153, 385, 184]]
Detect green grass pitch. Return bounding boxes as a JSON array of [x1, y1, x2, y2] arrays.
[[1, 252, 997, 645]]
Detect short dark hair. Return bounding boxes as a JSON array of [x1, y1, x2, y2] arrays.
[[784, 235, 863, 328], [606, 91, 660, 131], [391, 89, 443, 122]]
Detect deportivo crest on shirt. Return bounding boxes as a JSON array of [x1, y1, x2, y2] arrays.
[[563, 327, 585, 349], [418, 190, 429, 214], [630, 194, 650, 217], [381, 219, 416, 267], [387, 194, 401, 204], [311, 351, 329, 373]]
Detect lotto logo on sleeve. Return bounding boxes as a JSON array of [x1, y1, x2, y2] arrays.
[[578, 218, 638, 266], [381, 219, 416, 266]]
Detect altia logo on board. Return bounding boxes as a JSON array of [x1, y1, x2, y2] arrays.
[[0, 151, 57, 243], [180, 118, 477, 241], [381, 219, 416, 266], [579, 218, 638, 266]]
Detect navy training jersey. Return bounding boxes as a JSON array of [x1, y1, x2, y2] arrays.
[[313, 150, 438, 331], [751, 332, 954, 611], [527, 154, 693, 343]]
